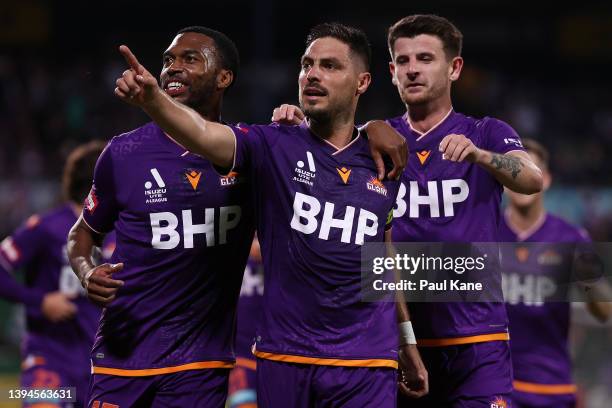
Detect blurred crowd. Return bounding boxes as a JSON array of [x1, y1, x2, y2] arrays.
[[1, 52, 611, 238]]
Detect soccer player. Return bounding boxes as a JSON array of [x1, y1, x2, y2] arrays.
[[228, 236, 263, 408], [114, 22, 427, 406], [271, 15, 543, 406], [0, 141, 110, 408], [385, 15, 543, 407], [68, 27, 256, 407], [500, 138, 611, 408]]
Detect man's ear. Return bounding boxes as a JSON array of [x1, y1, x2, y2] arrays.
[[217, 69, 234, 90], [449, 56, 463, 82], [356, 72, 371, 96]]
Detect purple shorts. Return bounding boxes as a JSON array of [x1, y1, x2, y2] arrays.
[[256, 358, 397, 407], [399, 341, 513, 407], [87, 368, 229, 408], [21, 356, 89, 408], [228, 357, 257, 408]]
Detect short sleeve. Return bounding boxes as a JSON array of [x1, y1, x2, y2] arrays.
[[0, 222, 48, 307], [0, 215, 46, 272], [227, 123, 280, 174], [82, 143, 118, 234], [480, 118, 525, 155]]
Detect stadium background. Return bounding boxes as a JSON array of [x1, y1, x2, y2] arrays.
[[0, 1, 610, 406]]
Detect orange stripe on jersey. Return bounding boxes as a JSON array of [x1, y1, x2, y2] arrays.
[[29, 404, 62, 408], [417, 332, 510, 347], [235, 404, 257, 408], [92, 361, 234, 377], [236, 357, 257, 371], [254, 350, 398, 369], [513, 380, 577, 395]]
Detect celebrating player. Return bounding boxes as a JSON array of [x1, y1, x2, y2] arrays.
[[271, 14, 543, 406], [0, 141, 110, 408], [113, 22, 426, 406], [386, 14, 542, 407], [68, 27, 256, 407]]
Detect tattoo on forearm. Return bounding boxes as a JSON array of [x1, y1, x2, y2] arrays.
[[490, 154, 523, 179]]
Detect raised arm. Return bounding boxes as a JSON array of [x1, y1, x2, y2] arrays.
[[114, 45, 235, 168]]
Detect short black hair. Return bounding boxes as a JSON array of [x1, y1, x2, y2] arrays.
[[388, 14, 463, 59], [176, 26, 240, 87], [305, 22, 371, 71], [63, 141, 107, 203]]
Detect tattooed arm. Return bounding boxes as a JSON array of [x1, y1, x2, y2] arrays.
[[438, 134, 542, 194], [480, 150, 542, 193]]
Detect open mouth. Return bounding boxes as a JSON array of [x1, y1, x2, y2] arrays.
[[303, 87, 327, 98], [164, 81, 188, 96]]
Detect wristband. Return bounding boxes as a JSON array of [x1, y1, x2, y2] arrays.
[[399, 321, 417, 345]]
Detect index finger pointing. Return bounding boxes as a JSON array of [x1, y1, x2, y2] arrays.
[[119, 45, 143, 74]]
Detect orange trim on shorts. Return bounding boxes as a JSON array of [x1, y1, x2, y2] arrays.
[[28, 404, 61, 408], [236, 357, 257, 371], [254, 350, 398, 369], [235, 404, 257, 408], [92, 361, 234, 377], [417, 332, 510, 347], [513, 380, 577, 395]]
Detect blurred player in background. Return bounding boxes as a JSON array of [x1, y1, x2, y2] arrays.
[[0, 141, 110, 408], [113, 22, 425, 407], [500, 138, 611, 408], [228, 235, 263, 408], [68, 27, 255, 408]]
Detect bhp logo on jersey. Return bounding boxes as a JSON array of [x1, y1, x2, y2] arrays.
[[290, 192, 378, 245], [150, 206, 241, 249], [367, 177, 388, 197], [394, 179, 469, 218], [502, 273, 556, 306]]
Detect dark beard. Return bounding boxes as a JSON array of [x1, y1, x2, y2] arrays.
[[302, 104, 332, 123], [185, 77, 218, 110]]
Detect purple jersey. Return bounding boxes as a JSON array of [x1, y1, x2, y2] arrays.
[[82, 122, 254, 375], [235, 258, 264, 358], [500, 212, 588, 395], [0, 204, 102, 370], [388, 110, 524, 343], [230, 121, 399, 368]]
